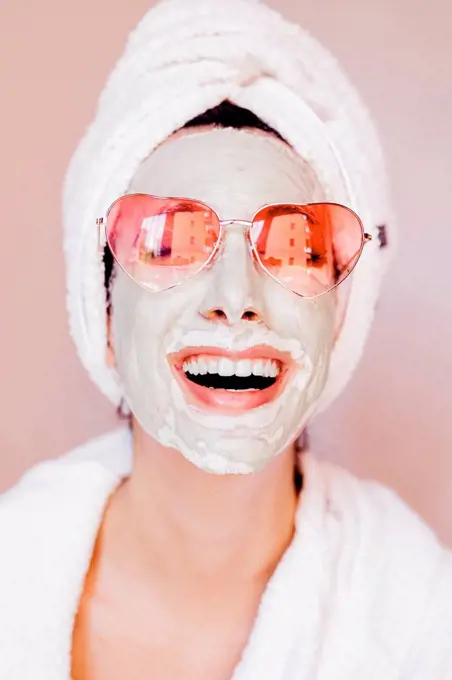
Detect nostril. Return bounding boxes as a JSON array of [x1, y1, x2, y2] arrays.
[[207, 309, 228, 321], [202, 308, 261, 323], [242, 310, 259, 321]]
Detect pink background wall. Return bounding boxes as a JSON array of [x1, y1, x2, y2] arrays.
[[1, 0, 451, 543]]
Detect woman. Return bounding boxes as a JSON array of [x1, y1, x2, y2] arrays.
[[1, 1, 451, 678]]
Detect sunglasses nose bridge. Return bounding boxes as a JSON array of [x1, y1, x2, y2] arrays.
[[218, 219, 254, 254], [219, 219, 252, 230], [216, 221, 261, 285], [215, 219, 254, 262]]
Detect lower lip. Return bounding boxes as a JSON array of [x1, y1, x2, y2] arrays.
[[173, 367, 287, 413]]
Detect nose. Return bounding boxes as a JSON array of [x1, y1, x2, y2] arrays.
[[198, 223, 264, 325]]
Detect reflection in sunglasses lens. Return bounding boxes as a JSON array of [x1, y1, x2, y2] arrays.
[[106, 196, 364, 296], [252, 204, 363, 297]]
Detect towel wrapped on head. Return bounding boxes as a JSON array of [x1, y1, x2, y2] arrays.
[[62, 0, 394, 411]]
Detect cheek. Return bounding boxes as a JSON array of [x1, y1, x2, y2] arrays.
[[110, 274, 167, 381], [110, 272, 203, 378], [287, 294, 336, 408], [263, 277, 336, 360], [300, 297, 336, 361]]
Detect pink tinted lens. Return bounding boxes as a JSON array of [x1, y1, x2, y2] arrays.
[[105, 194, 220, 291], [251, 203, 364, 297]]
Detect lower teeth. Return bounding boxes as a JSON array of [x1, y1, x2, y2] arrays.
[[224, 388, 259, 392]]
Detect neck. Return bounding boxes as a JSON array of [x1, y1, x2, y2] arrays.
[[109, 420, 300, 586]]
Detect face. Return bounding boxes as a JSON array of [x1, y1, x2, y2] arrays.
[[109, 127, 337, 474]]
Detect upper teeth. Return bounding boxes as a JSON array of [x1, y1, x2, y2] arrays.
[[182, 356, 281, 378]]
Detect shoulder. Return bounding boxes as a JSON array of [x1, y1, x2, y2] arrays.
[[0, 428, 131, 605], [356, 473, 452, 677], [0, 428, 132, 675], [306, 454, 452, 677], [0, 426, 131, 534], [0, 426, 132, 543], [313, 454, 452, 595], [356, 470, 452, 676], [307, 452, 450, 560]]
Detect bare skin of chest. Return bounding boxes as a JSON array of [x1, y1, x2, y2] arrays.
[[71, 570, 264, 680]]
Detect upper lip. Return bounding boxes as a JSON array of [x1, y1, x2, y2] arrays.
[[168, 345, 293, 371]]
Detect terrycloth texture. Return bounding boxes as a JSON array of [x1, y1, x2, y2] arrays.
[[0, 429, 451, 680], [62, 0, 394, 413]]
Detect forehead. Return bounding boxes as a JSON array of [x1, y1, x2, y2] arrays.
[[127, 127, 325, 220]]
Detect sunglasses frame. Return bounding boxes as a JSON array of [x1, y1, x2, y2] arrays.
[[97, 193, 372, 300]]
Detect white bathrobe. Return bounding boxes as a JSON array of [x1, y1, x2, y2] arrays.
[[0, 427, 451, 679]]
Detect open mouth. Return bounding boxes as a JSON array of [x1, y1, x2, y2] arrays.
[[169, 348, 291, 413], [182, 356, 280, 391]]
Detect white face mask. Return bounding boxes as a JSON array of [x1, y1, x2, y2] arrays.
[[110, 127, 337, 474]]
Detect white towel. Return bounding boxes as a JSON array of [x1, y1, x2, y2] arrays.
[[62, 0, 395, 411]]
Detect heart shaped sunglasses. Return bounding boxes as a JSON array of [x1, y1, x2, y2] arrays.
[[97, 193, 372, 299]]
